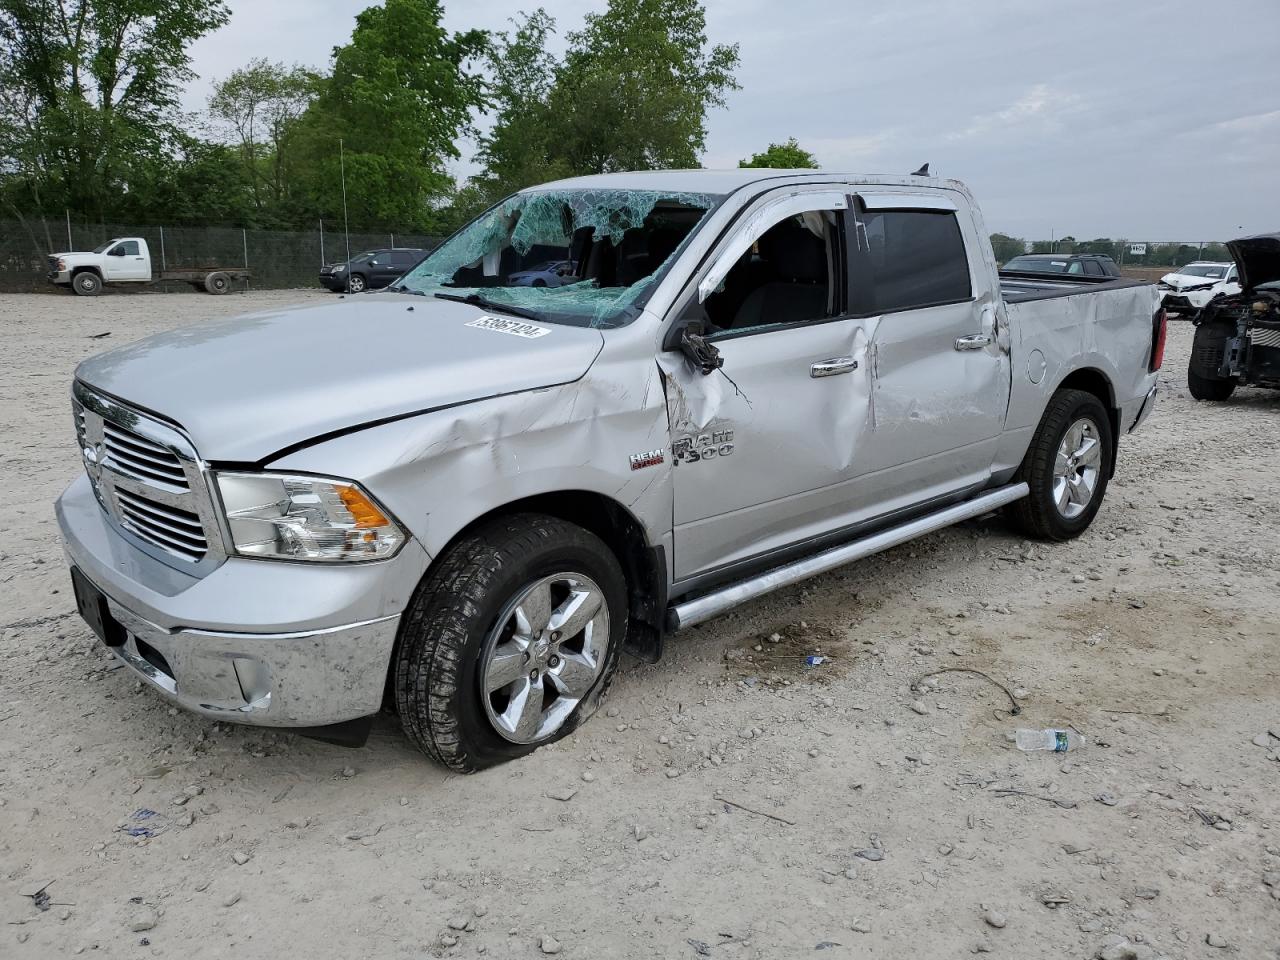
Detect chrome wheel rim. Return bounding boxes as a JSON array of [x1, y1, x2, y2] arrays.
[[1053, 417, 1102, 519], [479, 572, 610, 744], [348, 275, 364, 292]]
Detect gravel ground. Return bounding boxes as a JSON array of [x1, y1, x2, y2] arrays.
[[2, 289, 1278, 959]]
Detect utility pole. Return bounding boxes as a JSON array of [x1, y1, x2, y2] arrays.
[[340, 138, 351, 264]]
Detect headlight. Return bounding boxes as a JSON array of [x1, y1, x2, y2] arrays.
[[57, 258, 66, 270], [215, 472, 405, 562], [333, 264, 347, 273]]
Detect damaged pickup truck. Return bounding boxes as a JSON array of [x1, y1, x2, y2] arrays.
[[1187, 232, 1280, 400], [57, 170, 1164, 770]]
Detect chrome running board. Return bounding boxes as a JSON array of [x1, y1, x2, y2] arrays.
[[668, 482, 1029, 631]]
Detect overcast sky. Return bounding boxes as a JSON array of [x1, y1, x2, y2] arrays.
[[181, 0, 1279, 240]]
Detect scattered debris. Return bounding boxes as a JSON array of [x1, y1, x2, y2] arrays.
[[121, 809, 170, 839], [717, 796, 795, 826]]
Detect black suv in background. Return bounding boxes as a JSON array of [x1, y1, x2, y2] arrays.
[[1002, 253, 1123, 278], [319, 248, 427, 293]]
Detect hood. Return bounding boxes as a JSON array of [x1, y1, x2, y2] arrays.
[[75, 294, 605, 462], [1227, 233, 1280, 294], [1160, 272, 1219, 290], [54, 251, 101, 262]]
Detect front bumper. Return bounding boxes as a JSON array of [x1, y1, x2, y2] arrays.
[[318, 273, 346, 291], [1161, 290, 1213, 312], [56, 473, 430, 727]]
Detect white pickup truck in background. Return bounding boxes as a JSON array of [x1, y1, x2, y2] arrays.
[[47, 237, 250, 296]]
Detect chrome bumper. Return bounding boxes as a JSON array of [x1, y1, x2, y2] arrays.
[[57, 474, 430, 727]]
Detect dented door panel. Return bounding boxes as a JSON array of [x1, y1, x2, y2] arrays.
[[662, 317, 873, 580]]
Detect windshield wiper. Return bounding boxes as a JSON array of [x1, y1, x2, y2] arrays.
[[432, 291, 544, 322]]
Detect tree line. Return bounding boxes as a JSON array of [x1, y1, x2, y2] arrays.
[[991, 234, 1231, 267], [0, 0, 787, 238]]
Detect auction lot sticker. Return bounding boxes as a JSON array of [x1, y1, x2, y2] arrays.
[[465, 315, 551, 339]]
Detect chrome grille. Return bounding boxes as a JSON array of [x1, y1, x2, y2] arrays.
[[72, 382, 221, 570], [114, 487, 208, 561], [102, 420, 189, 489], [1249, 326, 1280, 349]]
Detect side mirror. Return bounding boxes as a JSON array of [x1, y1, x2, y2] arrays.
[[664, 302, 722, 376]]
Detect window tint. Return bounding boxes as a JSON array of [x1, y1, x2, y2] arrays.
[[852, 209, 970, 314], [115, 240, 140, 256], [394, 250, 422, 267], [1083, 260, 1103, 276]]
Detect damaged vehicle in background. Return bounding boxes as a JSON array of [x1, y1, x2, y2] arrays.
[[57, 170, 1163, 771], [1187, 233, 1280, 400], [1157, 261, 1240, 316]]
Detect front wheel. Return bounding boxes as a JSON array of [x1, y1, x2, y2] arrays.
[[72, 272, 102, 296], [1008, 388, 1114, 541], [346, 273, 367, 293], [394, 513, 627, 771]]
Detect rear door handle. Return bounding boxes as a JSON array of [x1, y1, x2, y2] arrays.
[[954, 334, 992, 351], [810, 356, 858, 378]]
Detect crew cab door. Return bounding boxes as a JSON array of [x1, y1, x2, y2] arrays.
[[663, 189, 875, 581], [847, 192, 1011, 511], [103, 239, 149, 281]]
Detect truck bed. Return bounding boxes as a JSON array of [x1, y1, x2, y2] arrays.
[[999, 271, 1152, 304]]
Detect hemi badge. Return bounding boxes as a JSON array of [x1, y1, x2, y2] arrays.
[[629, 449, 665, 471]]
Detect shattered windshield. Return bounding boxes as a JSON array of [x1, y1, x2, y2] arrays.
[[396, 188, 721, 328]]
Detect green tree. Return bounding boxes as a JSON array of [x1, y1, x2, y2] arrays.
[[989, 233, 1027, 264], [295, 0, 486, 230], [208, 58, 318, 218], [474, 0, 738, 200], [472, 9, 570, 200], [550, 0, 739, 173], [739, 137, 818, 169], [0, 0, 230, 219]]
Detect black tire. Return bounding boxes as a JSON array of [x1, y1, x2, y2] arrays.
[[72, 271, 102, 296], [1187, 322, 1237, 401], [204, 271, 231, 295], [346, 273, 367, 293], [394, 513, 627, 771], [1008, 388, 1114, 541]]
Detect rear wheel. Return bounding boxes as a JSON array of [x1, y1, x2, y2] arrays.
[[1187, 321, 1237, 401], [204, 271, 231, 294], [1008, 388, 1113, 541], [394, 513, 626, 771], [72, 271, 102, 296]]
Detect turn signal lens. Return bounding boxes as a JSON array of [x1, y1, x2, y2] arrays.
[[338, 485, 390, 529]]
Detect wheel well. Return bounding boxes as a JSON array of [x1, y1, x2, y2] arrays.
[[71, 266, 102, 278], [1054, 368, 1121, 476], [442, 492, 665, 662]]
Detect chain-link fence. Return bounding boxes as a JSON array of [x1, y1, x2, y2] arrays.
[[0, 218, 441, 293]]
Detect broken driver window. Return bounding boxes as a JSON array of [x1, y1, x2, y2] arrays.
[[397, 189, 721, 328]]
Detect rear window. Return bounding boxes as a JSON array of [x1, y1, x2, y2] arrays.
[[854, 210, 971, 313], [1005, 256, 1069, 273]]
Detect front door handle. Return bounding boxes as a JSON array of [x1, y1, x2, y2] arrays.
[[954, 334, 992, 351], [810, 356, 858, 378]]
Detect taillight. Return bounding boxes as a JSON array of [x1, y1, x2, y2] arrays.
[[1149, 307, 1167, 372]]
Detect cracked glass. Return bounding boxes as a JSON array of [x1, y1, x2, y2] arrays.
[[396, 188, 722, 328]]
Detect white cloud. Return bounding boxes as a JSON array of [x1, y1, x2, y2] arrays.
[[948, 84, 1084, 142]]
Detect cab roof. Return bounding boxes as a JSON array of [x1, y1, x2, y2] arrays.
[[521, 168, 972, 198]]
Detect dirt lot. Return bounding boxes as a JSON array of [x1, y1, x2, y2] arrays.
[[2, 289, 1278, 960]]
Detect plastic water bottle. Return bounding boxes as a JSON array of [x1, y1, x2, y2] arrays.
[[1015, 728, 1085, 752]]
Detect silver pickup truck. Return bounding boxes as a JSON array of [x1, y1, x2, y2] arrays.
[[56, 170, 1164, 770]]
